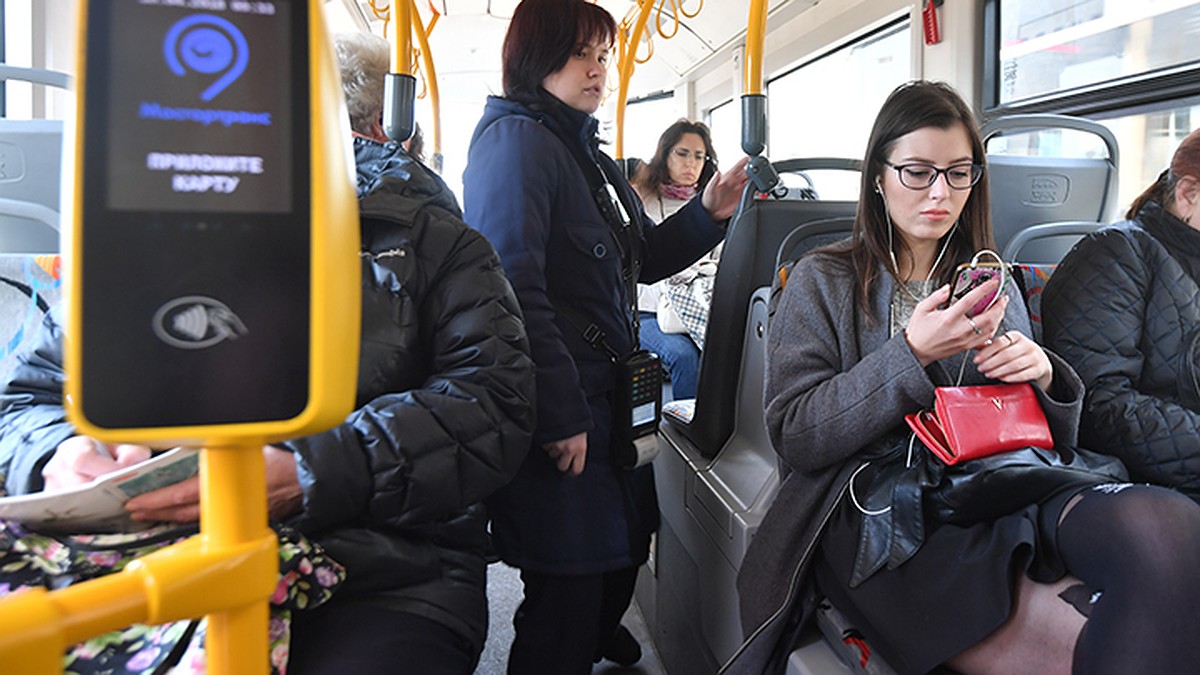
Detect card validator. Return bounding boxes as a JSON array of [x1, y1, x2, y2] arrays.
[[67, 0, 360, 445]]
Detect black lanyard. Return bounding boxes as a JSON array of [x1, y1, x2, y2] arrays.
[[567, 148, 643, 341]]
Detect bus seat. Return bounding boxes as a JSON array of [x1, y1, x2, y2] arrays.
[[0, 65, 71, 254], [654, 287, 781, 673], [669, 158, 861, 460], [651, 211, 855, 673], [1001, 220, 1098, 264], [1011, 262, 1056, 345], [616, 156, 643, 182], [0, 254, 62, 383], [982, 114, 1118, 257]]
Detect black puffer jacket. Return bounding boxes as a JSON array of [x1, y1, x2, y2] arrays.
[[1043, 200, 1200, 500], [0, 138, 536, 652]]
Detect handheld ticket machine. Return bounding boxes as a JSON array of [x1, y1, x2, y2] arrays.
[[67, 0, 359, 441], [0, 2, 358, 673]]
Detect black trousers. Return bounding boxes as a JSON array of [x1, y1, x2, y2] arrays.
[[507, 566, 640, 675], [288, 599, 477, 675]]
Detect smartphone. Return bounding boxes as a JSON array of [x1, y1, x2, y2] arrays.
[[949, 261, 1008, 317]]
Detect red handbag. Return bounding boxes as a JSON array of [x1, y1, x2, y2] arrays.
[[904, 382, 1054, 465]]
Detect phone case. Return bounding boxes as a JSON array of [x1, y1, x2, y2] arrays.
[[951, 262, 1008, 316]]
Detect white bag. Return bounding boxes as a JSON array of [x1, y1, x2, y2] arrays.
[[656, 292, 689, 334]]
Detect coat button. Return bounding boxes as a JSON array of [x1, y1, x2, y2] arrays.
[[593, 243, 607, 258]]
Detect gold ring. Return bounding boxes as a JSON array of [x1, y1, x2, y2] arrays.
[[1003, 332, 1015, 345], [966, 316, 981, 335]]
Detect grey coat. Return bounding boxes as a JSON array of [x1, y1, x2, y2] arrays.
[[725, 250, 1084, 674]]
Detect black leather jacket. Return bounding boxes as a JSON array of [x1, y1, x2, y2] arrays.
[[0, 138, 536, 651], [1044, 201, 1200, 500]]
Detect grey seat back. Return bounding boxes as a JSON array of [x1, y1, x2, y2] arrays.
[[1001, 220, 1101, 264], [982, 114, 1118, 260], [670, 158, 861, 458], [0, 65, 70, 254]]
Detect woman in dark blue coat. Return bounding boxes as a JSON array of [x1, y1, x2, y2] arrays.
[[462, 1, 747, 672]]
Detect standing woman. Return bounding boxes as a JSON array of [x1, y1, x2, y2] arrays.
[[633, 120, 720, 400], [463, 0, 747, 672], [728, 80, 1200, 674]]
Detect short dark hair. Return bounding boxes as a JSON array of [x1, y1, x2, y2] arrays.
[[634, 119, 718, 194], [502, 0, 616, 107]]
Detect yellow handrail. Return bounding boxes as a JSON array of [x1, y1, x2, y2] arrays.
[[391, 0, 412, 76], [745, 0, 767, 97], [409, 0, 443, 167]]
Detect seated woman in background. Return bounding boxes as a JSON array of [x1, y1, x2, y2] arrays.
[[632, 119, 721, 400], [1044, 127, 1200, 501], [727, 80, 1200, 675]]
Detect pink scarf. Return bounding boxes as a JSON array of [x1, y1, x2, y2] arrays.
[[660, 181, 698, 202]]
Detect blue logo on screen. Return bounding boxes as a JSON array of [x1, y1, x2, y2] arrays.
[[163, 15, 249, 102]]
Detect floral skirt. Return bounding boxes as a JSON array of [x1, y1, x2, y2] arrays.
[[0, 520, 345, 674]]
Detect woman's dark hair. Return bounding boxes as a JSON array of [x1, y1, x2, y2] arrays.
[[633, 119, 718, 195], [502, 0, 617, 108], [828, 80, 993, 320], [1128, 127, 1200, 219]]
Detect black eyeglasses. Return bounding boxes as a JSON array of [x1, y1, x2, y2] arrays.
[[884, 161, 984, 190]]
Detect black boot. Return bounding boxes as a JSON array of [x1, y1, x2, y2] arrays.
[[594, 624, 642, 666]]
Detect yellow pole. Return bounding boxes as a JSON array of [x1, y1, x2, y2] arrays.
[[392, 0, 413, 76], [0, 444, 277, 674], [745, 0, 767, 96], [615, 0, 654, 160], [409, 0, 443, 165], [200, 443, 275, 675]]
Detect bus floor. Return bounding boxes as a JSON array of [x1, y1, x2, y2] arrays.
[[474, 561, 667, 675]]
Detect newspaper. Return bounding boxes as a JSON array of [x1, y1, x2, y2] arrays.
[[0, 447, 200, 532]]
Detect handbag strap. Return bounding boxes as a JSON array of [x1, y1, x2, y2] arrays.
[[954, 248, 1011, 386]]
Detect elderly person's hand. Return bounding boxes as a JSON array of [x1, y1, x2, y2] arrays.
[[124, 445, 303, 523]]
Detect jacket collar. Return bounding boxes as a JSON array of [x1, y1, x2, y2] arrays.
[[1139, 199, 1200, 262], [477, 95, 600, 160]]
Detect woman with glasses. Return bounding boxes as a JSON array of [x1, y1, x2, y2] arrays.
[[727, 80, 1200, 675], [632, 119, 720, 400]]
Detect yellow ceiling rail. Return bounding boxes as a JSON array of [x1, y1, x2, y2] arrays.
[[615, 0, 655, 159], [613, 0, 707, 159]]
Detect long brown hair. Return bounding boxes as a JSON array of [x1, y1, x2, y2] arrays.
[[633, 119, 718, 196], [501, 0, 616, 109], [826, 80, 994, 320], [1127, 127, 1200, 219]]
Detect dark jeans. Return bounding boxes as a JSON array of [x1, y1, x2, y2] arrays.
[[507, 566, 640, 675], [288, 599, 477, 675]]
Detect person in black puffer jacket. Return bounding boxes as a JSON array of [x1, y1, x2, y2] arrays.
[[0, 32, 535, 675], [1044, 127, 1200, 502]]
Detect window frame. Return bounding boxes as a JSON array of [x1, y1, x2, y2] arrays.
[[982, 0, 1200, 118]]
